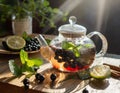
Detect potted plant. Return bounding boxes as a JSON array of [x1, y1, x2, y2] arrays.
[[0, 0, 67, 35]]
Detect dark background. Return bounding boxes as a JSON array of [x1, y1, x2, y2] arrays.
[[48, 0, 120, 55]]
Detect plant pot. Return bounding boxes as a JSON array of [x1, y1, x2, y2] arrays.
[[12, 16, 32, 36]]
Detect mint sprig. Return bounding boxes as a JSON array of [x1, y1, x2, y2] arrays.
[[9, 60, 22, 77], [61, 41, 93, 57], [8, 49, 43, 77], [61, 41, 81, 57]]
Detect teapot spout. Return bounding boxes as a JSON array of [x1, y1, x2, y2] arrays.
[[35, 34, 55, 60], [36, 34, 48, 46], [40, 46, 55, 61]]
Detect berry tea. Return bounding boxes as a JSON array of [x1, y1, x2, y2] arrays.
[[49, 43, 96, 72]]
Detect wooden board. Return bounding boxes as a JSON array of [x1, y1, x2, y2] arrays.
[[0, 62, 89, 93]]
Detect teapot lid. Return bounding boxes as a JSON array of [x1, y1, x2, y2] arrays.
[[58, 16, 87, 35]]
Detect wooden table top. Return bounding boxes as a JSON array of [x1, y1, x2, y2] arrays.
[[0, 34, 120, 93]]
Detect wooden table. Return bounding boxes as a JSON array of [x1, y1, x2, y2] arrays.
[[0, 34, 120, 93]]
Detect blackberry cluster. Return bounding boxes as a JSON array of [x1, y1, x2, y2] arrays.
[[24, 38, 40, 51], [54, 49, 84, 68]]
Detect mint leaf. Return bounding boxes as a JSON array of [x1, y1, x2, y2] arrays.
[[84, 44, 93, 48], [73, 48, 80, 57], [26, 59, 34, 67], [20, 49, 43, 72], [62, 41, 75, 50], [8, 60, 22, 77], [22, 63, 34, 73], [26, 58, 43, 67], [76, 45, 82, 50], [62, 41, 81, 57], [20, 49, 28, 64], [9, 49, 43, 77]]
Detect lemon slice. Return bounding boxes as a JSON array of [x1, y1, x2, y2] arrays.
[[6, 36, 26, 50], [90, 65, 111, 79]]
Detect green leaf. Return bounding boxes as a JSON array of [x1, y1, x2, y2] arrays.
[[26, 59, 34, 67], [76, 45, 82, 50], [20, 49, 28, 64], [53, 8, 59, 13], [8, 59, 22, 76], [62, 41, 81, 57], [84, 44, 93, 48], [43, 0, 49, 6], [22, 63, 34, 73], [73, 48, 80, 57], [45, 39, 51, 45], [62, 41, 75, 50], [22, 31, 31, 40], [26, 58, 43, 67]]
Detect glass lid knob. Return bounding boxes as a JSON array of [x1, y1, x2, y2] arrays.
[[69, 16, 77, 26]]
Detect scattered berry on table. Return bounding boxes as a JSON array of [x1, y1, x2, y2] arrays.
[[22, 78, 30, 89], [35, 73, 45, 83], [50, 73, 57, 82], [34, 67, 39, 72], [82, 88, 89, 93], [24, 84, 29, 90]]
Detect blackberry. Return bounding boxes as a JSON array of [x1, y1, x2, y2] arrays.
[[54, 55, 59, 60], [64, 62, 69, 68], [24, 84, 29, 90], [82, 88, 89, 93], [23, 78, 29, 89], [54, 48, 84, 69], [24, 37, 40, 51], [70, 62, 76, 68], [57, 59, 63, 62], [34, 67, 39, 72], [50, 73, 57, 82], [35, 73, 45, 83], [23, 78, 29, 85]]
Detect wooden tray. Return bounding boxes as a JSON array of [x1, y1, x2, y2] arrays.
[[0, 63, 89, 93]]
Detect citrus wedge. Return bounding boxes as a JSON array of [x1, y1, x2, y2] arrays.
[[6, 36, 26, 50], [90, 65, 111, 79]]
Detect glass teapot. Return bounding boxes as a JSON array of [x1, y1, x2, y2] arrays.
[[38, 16, 108, 72]]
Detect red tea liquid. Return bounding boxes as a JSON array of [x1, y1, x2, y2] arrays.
[[49, 46, 96, 72]]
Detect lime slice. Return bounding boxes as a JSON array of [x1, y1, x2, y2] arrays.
[[90, 65, 111, 79], [6, 36, 26, 50]]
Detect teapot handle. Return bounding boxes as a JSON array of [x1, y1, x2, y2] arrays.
[[87, 31, 108, 57]]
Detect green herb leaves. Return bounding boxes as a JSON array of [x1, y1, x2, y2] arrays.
[[9, 59, 22, 77], [61, 41, 94, 58], [20, 49, 28, 64], [61, 41, 81, 57], [9, 49, 43, 77]]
